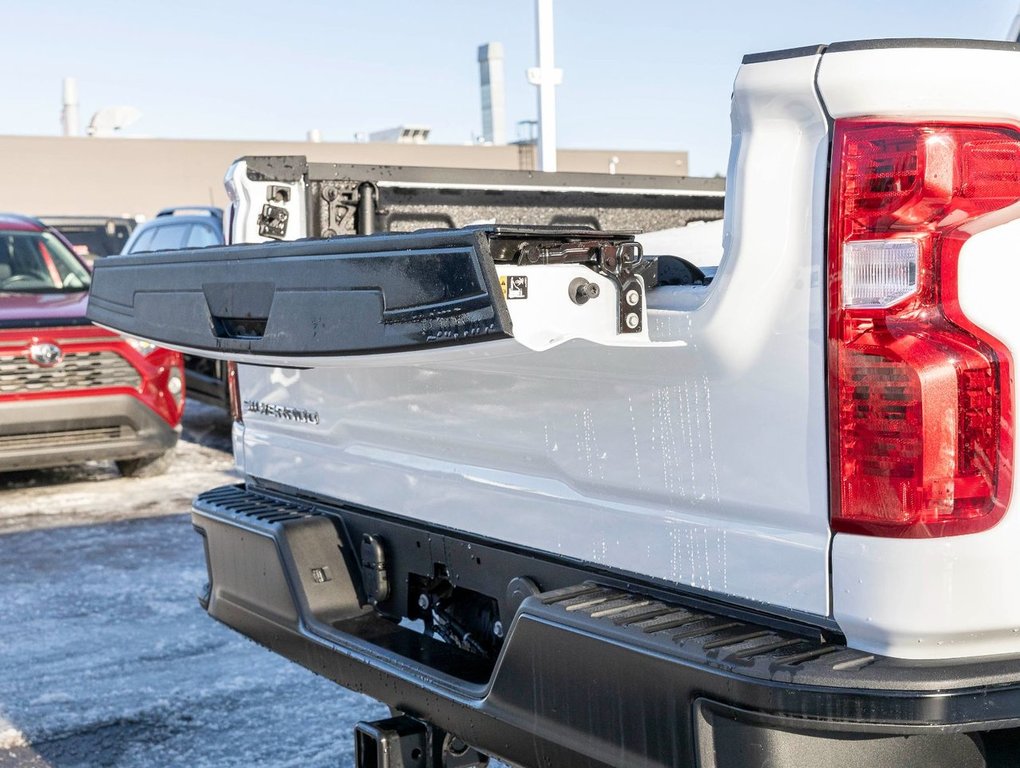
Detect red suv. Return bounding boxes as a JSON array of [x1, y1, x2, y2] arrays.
[[0, 214, 183, 476]]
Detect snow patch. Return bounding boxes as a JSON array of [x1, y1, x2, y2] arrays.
[[0, 725, 28, 749], [30, 691, 73, 705]]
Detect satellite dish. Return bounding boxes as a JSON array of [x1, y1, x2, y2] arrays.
[[87, 106, 142, 137]]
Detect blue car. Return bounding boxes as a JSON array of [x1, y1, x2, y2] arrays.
[[120, 206, 223, 254]]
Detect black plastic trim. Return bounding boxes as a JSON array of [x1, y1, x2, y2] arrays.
[[0, 394, 177, 471], [87, 228, 514, 357], [742, 44, 826, 65], [0, 313, 92, 330], [827, 38, 1020, 54], [192, 484, 1020, 768], [742, 38, 1020, 68], [693, 699, 1019, 768]]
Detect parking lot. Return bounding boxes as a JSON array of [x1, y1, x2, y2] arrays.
[[0, 401, 385, 767]]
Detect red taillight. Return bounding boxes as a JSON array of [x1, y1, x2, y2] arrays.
[[227, 361, 242, 423], [828, 121, 1018, 537]]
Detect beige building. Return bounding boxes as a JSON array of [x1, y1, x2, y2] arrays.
[[0, 136, 690, 218]]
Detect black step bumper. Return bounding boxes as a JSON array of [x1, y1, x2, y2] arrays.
[[192, 485, 1020, 768]]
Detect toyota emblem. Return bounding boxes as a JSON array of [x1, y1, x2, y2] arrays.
[[28, 342, 63, 367]]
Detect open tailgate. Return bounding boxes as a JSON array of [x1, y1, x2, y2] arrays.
[[86, 228, 512, 360], [87, 226, 660, 361]]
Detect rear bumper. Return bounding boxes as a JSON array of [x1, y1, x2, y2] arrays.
[[0, 395, 178, 471], [193, 484, 1020, 768]]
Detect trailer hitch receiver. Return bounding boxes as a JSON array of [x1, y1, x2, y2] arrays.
[[354, 715, 488, 768]]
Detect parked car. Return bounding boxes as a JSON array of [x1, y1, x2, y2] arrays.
[[120, 206, 228, 409], [0, 213, 183, 476], [39, 215, 137, 261], [120, 206, 223, 255]]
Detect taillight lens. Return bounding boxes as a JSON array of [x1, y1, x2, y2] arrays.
[[227, 361, 242, 423], [829, 121, 1017, 537]]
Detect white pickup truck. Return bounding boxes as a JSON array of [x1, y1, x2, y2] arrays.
[[88, 39, 1020, 768]]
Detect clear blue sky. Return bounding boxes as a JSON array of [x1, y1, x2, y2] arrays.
[[2, 0, 1017, 175]]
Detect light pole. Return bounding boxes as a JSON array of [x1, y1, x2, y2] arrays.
[[527, 0, 562, 172]]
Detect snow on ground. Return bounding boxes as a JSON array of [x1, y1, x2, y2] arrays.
[[0, 400, 386, 767]]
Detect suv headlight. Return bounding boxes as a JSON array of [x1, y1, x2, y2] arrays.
[[124, 336, 158, 356]]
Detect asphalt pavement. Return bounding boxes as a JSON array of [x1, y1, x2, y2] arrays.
[[0, 401, 386, 767]]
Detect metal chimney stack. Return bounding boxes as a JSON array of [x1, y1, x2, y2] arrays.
[[477, 43, 507, 145], [62, 78, 79, 137]]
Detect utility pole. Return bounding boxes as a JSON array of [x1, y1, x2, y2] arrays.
[[62, 78, 79, 137], [527, 0, 562, 172]]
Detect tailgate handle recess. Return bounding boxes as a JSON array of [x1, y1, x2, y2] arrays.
[[212, 316, 268, 340], [204, 281, 274, 340]]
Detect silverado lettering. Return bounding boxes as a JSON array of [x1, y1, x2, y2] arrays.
[[243, 400, 320, 425]]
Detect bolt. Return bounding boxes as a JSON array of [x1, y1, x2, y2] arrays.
[[602, 246, 618, 271], [493, 620, 504, 639], [518, 243, 541, 264], [625, 289, 640, 307], [322, 186, 338, 202], [574, 281, 599, 302], [417, 593, 430, 611], [569, 278, 600, 305], [625, 313, 640, 330]]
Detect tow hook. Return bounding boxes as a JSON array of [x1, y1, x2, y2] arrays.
[[355, 714, 488, 768]]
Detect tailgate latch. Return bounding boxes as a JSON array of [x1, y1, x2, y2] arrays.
[[515, 239, 645, 333]]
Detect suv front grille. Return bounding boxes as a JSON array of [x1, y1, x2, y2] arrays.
[[0, 426, 133, 450], [0, 351, 141, 394]]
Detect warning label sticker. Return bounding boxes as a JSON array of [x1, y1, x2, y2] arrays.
[[502, 275, 528, 300]]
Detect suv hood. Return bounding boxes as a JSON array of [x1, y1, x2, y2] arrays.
[[0, 291, 90, 326]]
